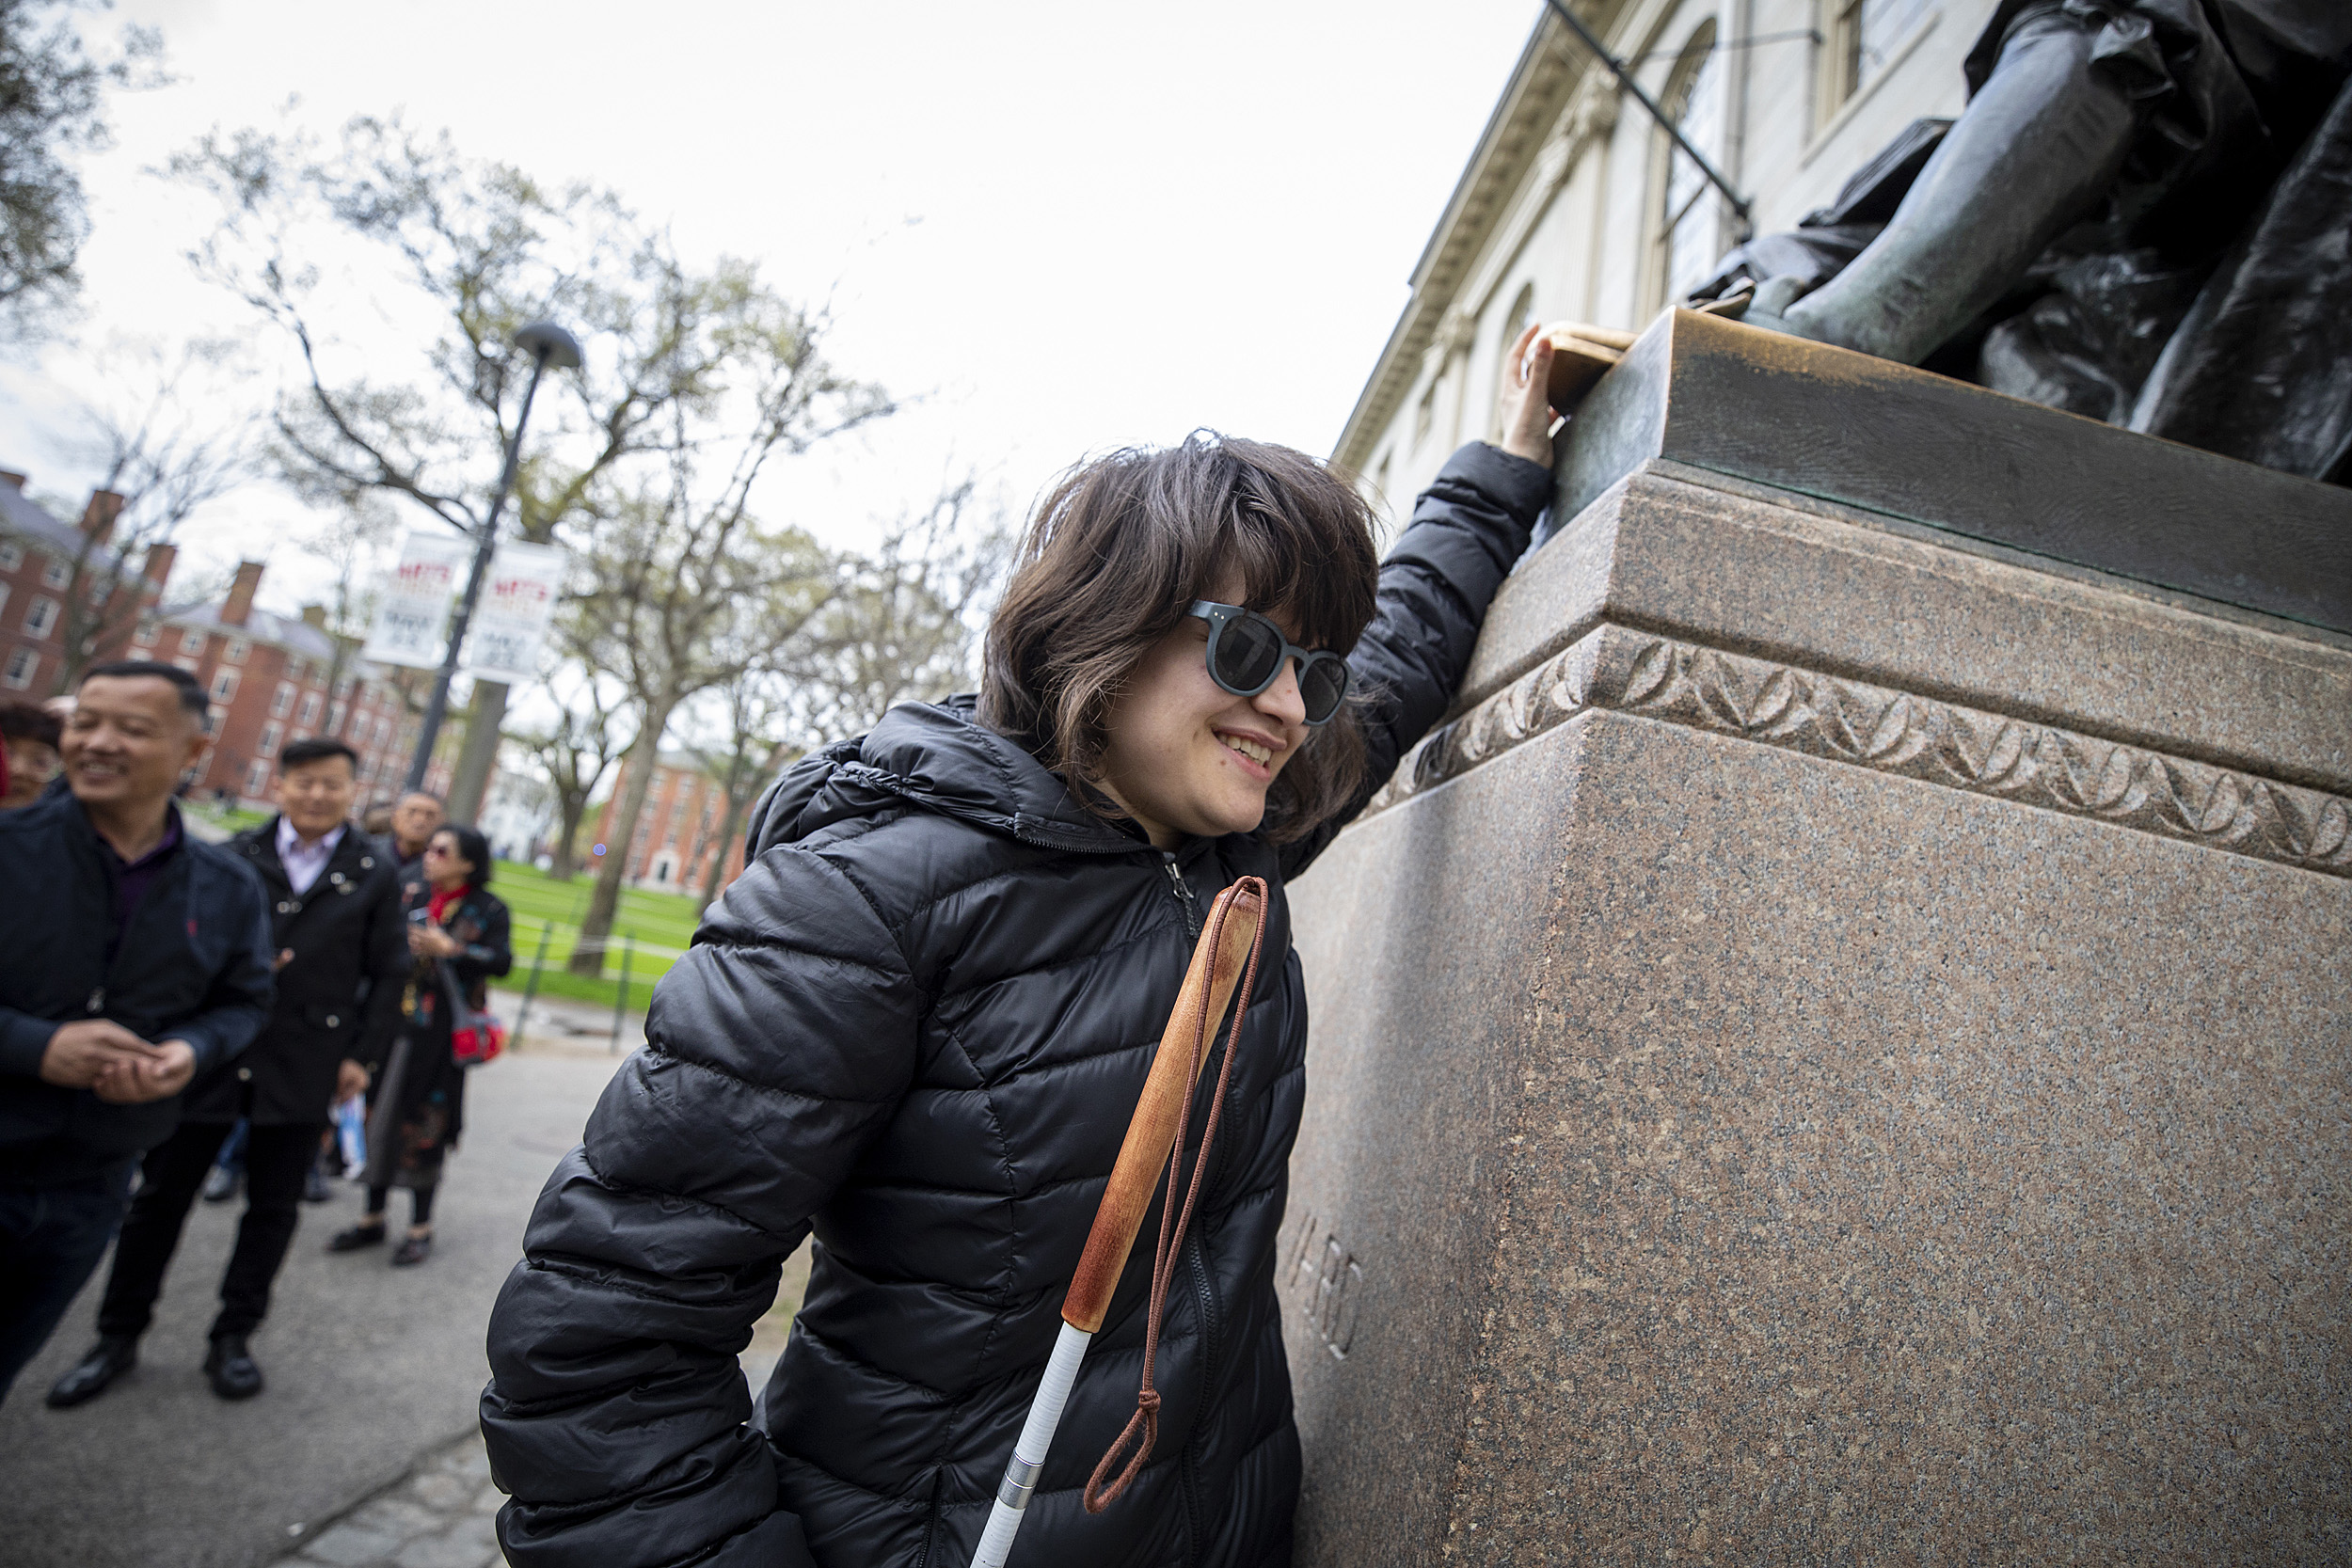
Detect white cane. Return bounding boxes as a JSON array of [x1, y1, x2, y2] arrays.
[[969, 878, 1267, 1568]]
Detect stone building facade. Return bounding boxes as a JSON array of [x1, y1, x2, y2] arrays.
[[1337, 0, 1997, 504]]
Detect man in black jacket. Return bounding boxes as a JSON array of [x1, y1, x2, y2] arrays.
[[0, 662, 274, 1405], [50, 736, 405, 1405]]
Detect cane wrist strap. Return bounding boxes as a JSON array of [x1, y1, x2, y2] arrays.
[[1083, 876, 1268, 1513]]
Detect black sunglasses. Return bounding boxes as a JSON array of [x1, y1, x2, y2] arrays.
[[1186, 601, 1350, 725]]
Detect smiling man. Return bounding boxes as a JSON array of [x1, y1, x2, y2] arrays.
[[0, 661, 275, 1405], [51, 736, 408, 1407]]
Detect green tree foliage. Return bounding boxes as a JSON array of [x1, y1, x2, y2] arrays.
[[0, 0, 159, 341]]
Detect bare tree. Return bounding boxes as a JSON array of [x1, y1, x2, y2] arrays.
[[513, 620, 628, 881], [169, 115, 809, 816], [50, 338, 250, 692], [787, 478, 1012, 744], [296, 495, 396, 731], [564, 318, 886, 973], [679, 663, 800, 916]]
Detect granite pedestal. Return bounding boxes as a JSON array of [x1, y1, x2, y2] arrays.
[[1283, 312, 2351, 1563]]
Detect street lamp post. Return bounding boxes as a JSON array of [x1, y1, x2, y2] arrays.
[[404, 320, 582, 793]]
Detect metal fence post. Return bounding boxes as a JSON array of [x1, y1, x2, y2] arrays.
[[512, 922, 552, 1052], [610, 930, 635, 1053]]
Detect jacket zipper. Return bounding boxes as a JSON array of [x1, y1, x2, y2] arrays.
[[1161, 851, 1201, 939], [1179, 1231, 1221, 1567]]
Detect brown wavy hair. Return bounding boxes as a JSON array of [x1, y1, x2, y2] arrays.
[[980, 432, 1380, 844]]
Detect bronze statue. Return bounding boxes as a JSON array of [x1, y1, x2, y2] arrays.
[[1703, 1, 2352, 483]]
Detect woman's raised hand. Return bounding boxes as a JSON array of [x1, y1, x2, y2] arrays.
[[409, 926, 459, 959], [1496, 321, 1558, 466]]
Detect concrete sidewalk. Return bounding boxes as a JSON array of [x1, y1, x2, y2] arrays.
[[494, 985, 648, 1056], [0, 1048, 625, 1568]]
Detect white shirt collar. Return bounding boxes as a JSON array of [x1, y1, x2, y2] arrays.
[[276, 816, 348, 895]]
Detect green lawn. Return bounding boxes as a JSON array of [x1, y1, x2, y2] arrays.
[[494, 861, 705, 1011], [186, 799, 271, 835]]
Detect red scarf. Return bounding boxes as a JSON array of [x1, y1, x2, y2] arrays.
[[427, 885, 466, 927]]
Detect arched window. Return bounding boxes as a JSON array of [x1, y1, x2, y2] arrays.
[[1823, 0, 1937, 116], [1493, 283, 1536, 440], [1654, 23, 1724, 309]]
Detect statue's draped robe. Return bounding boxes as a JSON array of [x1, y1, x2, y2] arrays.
[[1700, 0, 2352, 482]]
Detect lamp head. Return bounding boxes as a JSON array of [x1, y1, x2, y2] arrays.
[[514, 320, 583, 370]]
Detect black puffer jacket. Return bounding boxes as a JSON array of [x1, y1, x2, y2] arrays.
[[482, 443, 1550, 1568]]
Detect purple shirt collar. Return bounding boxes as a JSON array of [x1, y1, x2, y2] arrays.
[[96, 801, 184, 957], [111, 802, 183, 891]]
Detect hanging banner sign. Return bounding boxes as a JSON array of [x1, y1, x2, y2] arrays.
[[460, 540, 566, 686], [361, 531, 471, 670]]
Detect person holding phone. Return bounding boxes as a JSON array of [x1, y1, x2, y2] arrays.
[[326, 823, 510, 1267]]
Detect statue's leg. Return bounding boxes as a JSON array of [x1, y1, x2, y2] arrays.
[[1771, 7, 2137, 364]]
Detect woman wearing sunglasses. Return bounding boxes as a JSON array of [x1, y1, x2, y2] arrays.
[[330, 824, 511, 1267], [484, 325, 1565, 1567]]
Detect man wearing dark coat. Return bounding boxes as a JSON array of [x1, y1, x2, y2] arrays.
[[48, 736, 405, 1405], [0, 662, 274, 1406]]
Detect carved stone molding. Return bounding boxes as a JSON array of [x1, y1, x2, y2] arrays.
[[1438, 307, 1478, 358], [1362, 625, 2352, 878], [1569, 81, 1619, 145], [1532, 131, 1576, 195]]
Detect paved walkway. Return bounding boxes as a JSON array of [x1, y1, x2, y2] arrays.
[[0, 1045, 626, 1568], [270, 1432, 502, 1568], [2, 985, 816, 1568], [500, 986, 648, 1055]]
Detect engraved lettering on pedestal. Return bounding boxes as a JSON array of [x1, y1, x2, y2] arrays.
[[1289, 1225, 1364, 1361], [1283, 1212, 1321, 1294]]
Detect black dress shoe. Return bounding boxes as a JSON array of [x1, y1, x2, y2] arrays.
[[326, 1220, 386, 1252], [45, 1336, 137, 1408], [200, 1164, 239, 1202], [390, 1233, 433, 1267], [203, 1333, 262, 1401], [302, 1166, 333, 1203]]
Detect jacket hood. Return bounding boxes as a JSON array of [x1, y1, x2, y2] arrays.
[[746, 695, 1142, 859]]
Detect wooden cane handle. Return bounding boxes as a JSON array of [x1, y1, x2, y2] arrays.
[[1061, 885, 1263, 1334]]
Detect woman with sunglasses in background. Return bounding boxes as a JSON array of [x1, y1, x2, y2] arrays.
[[484, 325, 1565, 1568], [329, 824, 510, 1268]]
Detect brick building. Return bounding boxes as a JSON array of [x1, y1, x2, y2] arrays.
[[586, 750, 754, 895], [135, 560, 436, 806], [0, 472, 174, 696], [1, 473, 453, 808]]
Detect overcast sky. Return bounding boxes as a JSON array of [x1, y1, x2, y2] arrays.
[[1, 0, 1541, 610]]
